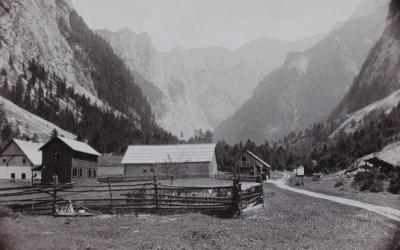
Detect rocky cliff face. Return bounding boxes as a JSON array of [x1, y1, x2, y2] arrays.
[[0, 0, 175, 146], [329, 0, 400, 135], [0, 0, 98, 101], [98, 29, 321, 138], [214, 0, 388, 144], [333, 0, 400, 118]]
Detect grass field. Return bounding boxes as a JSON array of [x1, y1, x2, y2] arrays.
[[0, 183, 398, 250], [288, 175, 400, 210]]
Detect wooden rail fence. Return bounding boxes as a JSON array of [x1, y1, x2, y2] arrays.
[[0, 177, 264, 217]]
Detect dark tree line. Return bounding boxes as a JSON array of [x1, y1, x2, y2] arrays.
[[0, 58, 178, 154], [216, 101, 400, 177]]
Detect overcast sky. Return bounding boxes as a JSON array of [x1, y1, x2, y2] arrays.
[[71, 0, 363, 51]]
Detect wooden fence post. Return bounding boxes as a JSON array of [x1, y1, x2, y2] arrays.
[[52, 175, 58, 217], [154, 174, 158, 213], [231, 176, 241, 217], [108, 179, 113, 212]]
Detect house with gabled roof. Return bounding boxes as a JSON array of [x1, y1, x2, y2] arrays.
[[121, 144, 217, 180], [40, 136, 101, 184], [0, 139, 43, 182], [237, 150, 272, 180]]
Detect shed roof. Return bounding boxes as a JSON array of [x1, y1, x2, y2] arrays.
[[246, 150, 272, 168], [57, 137, 101, 156], [121, 144, 216, 164], [13, 139, 44, 166]]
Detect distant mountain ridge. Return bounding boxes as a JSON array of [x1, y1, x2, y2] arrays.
[[214, 0, 388, 144], [97, 29, 322, 138]]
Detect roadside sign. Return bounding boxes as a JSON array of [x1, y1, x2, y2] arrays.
[[296, 166, 304, 176]]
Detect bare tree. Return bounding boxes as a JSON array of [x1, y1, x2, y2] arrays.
[[160, 154, 188, 185]]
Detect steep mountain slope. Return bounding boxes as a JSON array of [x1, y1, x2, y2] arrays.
[[332, 0, 400, 119], [0, 96, 75, 140], [214, 0, 388, 144], [0, 0, 176, 150], [97, 29, 322, 138]]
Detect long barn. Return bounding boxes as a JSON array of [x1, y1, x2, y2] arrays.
[[121, 144, 217, 180]]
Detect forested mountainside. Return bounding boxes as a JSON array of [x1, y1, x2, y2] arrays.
[[0, 0, 177, 152], [217, 0, 400, 180], [214, 0, 387, 144], [98, 28, 322, 138]]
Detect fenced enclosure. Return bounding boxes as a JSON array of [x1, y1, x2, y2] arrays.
[[0, 178, 264, 218]]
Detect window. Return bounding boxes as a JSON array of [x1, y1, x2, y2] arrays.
[[150, 169, 154, 173], [242, 156, 246, 162], [93, 170, 96, 178], [22, 158, 26, 164], [79, 168, 83, 177], [21, 173, 26, 180], [11, 173, 15, 179], [54, 152, 60, 160], [2, 158, 6, 163], [143, 169, 148, 173], [88, 169, 92, 178], [73, 168, 77, 178]]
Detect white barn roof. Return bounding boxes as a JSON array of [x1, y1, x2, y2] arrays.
[[122, 144, 216, 164], [14, 139, 44, 166], [58, 137, 101, 156]]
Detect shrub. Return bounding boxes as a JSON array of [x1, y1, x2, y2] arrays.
[[352, 170, 384, 192], [334, 179, 345, 188], [388, 168, 400, 194]]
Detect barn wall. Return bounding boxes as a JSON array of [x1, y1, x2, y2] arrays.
[[125, 162, 212, 178], [209, 155, 218, 177], [0, 166, 32, 181]]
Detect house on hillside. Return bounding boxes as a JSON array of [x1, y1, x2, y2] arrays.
[[237, 150, 272, 180], [40, 136, 101, 184], [0, 139, 43, 182], [121, 144, 217, 180]]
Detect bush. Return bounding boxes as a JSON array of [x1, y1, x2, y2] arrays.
[[334, 179, 345, 188], [388, 168, 400, 194], [352, 171, 384, 192]]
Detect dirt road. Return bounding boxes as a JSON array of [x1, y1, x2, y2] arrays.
[[269, 172, 400, 222]]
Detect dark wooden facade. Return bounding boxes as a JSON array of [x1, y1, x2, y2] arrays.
[[237, 150, 272, 180], [40, 138, 99, 184]]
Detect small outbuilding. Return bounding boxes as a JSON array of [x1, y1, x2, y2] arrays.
[[40, 136, 101, 184], [0, 139, 43, 182], [237, 150, 272, 180], [121, 144, 217, 180]]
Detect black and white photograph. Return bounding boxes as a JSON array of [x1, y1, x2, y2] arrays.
[[0, 0, 399, 249]]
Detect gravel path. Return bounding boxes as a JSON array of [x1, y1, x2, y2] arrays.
[[269, 172, 400, 222]]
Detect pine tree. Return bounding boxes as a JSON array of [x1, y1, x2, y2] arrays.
[[51, 128, 58, 138], [13, 76, 25, 105]]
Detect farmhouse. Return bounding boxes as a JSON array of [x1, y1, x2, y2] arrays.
[[0, 139, 43, 182], [40, 136, 101, 184], [121, 144, 217, 180], [237, 150, 272, 180]]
